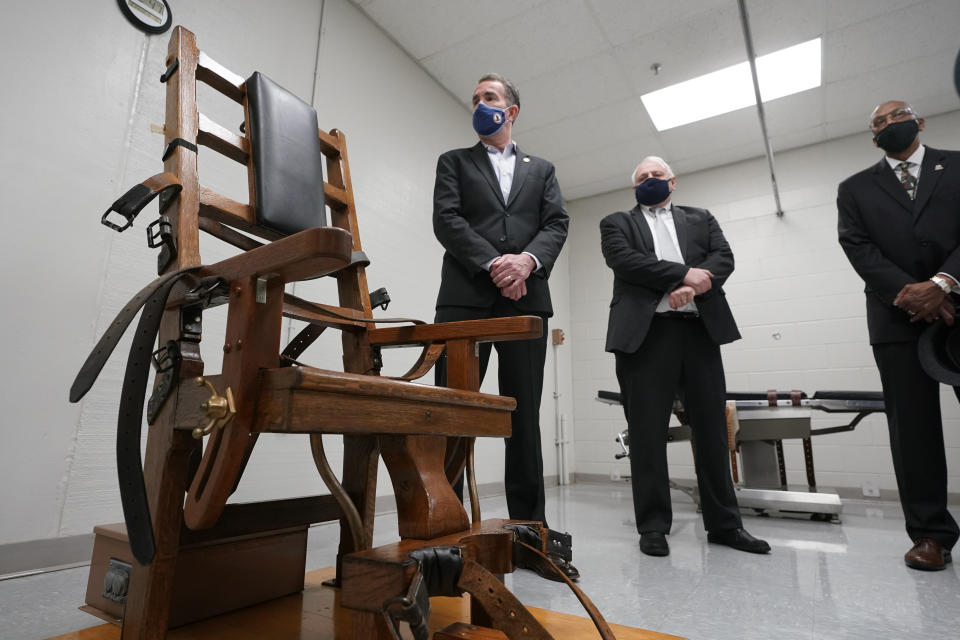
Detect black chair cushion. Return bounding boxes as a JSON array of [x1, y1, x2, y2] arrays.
[[246, 71, 326, 235]]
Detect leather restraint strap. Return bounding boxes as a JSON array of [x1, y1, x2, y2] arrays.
[[457, 557, 553, 639], [70, 268, 201, 566], [284, 293, 425, 326], [101, 172, 181, 232], [512, 540, 617, 640], [70, 268, 199, 403]]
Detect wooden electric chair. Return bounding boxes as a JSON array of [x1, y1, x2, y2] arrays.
[[70, 26, 614, 640]]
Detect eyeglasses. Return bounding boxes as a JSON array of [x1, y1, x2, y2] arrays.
[[870, 107, 916, 131]]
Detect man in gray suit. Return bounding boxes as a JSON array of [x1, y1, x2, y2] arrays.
[[600, 156, 768, 557], [432, 73, 573, 578]]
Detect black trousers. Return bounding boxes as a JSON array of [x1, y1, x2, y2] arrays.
[[873, 341, 960, 549], [435, 300, 548, 525], [615, 315, 742, 535]]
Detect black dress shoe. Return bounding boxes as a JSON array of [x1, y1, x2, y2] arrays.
[[640, 532, 669, 556], [707, 528, 771, 554]]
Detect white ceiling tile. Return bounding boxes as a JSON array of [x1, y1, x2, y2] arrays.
[[349, 0, 548, 60], [825, 0, 928, 31], [420, 0, 609, 95], [516, 96, 656, 159], [740, 0, 827, 54], [762, 88, 825, 136], [586, 0, 732, 46], [824, 0, 960, 83], [657, 109, 764, 164], [612, 4, 745, 96], [824, 50, 958, 126], [515, 52, 634, 128]]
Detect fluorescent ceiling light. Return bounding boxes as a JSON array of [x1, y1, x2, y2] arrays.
[[641, 38, 822, 131]]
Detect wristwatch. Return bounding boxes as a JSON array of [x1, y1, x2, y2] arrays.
[[930, 275, 952, 293]]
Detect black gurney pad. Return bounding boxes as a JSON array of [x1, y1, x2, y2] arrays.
[[246, 71, 327, 235]]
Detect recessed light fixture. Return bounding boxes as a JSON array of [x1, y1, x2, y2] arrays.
[[641, 38, 822, 131]]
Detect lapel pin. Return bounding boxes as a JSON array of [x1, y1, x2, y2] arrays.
[[935, 164, 944, 171], [523, 156, 530, 162]]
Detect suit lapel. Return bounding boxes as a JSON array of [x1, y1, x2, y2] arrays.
[[871, 157, 914, 214], [506, 146, 531, 207], [627, 207, 655, 253], [671, 205, 688, 262], [913, 147, 946, 220], [468, 142, 506, 206]]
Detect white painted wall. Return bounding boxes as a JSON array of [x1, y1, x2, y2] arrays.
[[567, 109, 960, 495], [0, 0, 573, 545]]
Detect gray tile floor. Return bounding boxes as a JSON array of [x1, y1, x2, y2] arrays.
[[4, 483, 959, 640]]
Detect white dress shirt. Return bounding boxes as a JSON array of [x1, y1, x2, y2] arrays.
[[482, 140, 541, 272], [640, 203, 697, 313]]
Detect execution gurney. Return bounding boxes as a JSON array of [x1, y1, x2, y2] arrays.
[[597, 389, 885, 522]]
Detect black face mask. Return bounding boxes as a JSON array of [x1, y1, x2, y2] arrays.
[[874, 119, 919, 153]]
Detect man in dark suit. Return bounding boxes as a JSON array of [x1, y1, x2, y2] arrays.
[[838, 100, 960, 571], [600, 156, 769, 557], [432, 73, 571, 574]]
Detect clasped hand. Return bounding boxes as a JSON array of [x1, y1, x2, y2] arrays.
[[683, 268, 714, 294], [667, 268, 713, 309], [491, 254, 535, 301], [894, 281, 954, 325]]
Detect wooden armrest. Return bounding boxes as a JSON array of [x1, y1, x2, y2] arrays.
[[198, 226, 353, 284], [367, 316, 542, 347]]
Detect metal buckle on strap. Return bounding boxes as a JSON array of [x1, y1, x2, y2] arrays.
[[146, 340, 181, 424], [146, 215, 178, 274], [381, 572, 431, 640]]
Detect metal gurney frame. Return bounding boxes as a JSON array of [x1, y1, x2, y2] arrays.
[[597, 389, 886, 523]]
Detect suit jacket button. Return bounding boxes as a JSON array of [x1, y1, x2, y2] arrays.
[[921, 241, 930, 247], [499, 236, 506, 242]]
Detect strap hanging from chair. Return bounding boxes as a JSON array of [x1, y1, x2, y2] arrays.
[[70, 269, 210, 565], [101, 172, 181, 232]]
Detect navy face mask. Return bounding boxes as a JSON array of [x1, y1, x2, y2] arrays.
[[473, 101, 509, 137], [874, 119, 919, 153], [635, 178, 672, 206]]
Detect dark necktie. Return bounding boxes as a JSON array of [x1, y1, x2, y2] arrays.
[[897, 161, 916, 200]]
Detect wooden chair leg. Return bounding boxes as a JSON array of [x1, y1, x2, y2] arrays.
[[120, 428, 197, 638], [333, 435, 379, 584]]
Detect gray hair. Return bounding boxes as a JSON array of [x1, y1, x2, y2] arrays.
[[631, 156, 674, 184], [478, 73, 520, 109]]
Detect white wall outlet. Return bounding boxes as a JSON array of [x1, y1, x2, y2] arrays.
[[861, 481, 880, 497]]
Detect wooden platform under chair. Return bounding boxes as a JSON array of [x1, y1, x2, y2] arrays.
[[57, 565, 685, 640]]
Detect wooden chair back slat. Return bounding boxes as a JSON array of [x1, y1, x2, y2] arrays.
[[196, 51, 245, 103], [197, 113, 249, 164]]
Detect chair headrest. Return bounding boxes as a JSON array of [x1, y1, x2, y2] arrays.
[[246, 71, 326, 235]]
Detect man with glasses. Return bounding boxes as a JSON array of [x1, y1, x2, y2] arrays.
[[838, 100, 960, 570]]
